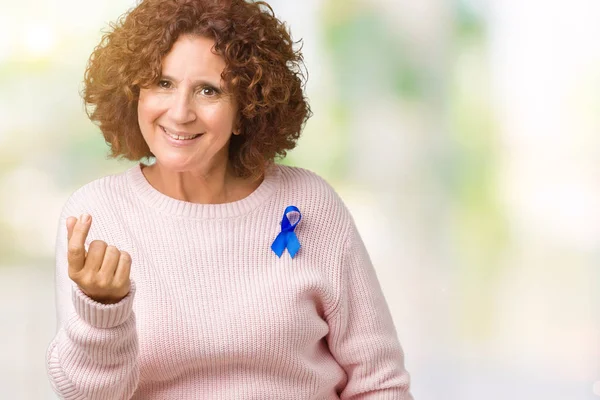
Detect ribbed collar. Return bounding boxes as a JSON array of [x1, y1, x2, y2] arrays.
[[126, 163, 281, 219]]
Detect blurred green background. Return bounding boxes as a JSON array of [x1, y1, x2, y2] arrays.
[[1, 0, 599, 398]]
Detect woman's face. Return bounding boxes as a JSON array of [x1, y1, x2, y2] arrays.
[[137, 34, 238, 174]]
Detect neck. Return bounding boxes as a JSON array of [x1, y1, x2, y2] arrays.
[[142, 161, 262, 205]]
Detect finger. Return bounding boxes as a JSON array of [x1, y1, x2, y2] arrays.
[[84, 240, 108, 272], [98, 246, 120, 277], [69, 214, 92, 249], [66, 217, 77, 241], [67, 214, 92, 272], [114, 251, 132, 284]]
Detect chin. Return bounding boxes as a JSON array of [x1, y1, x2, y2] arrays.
[[152, 153, 198, 173]]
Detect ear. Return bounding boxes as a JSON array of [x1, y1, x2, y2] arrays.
[[233, 116, 242, 135]]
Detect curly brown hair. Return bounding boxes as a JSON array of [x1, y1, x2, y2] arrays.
[[83, 0, 311, 178]]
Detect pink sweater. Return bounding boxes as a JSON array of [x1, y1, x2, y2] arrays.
[[46, 163, 413, 399]]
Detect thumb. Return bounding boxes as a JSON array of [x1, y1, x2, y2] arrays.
[[66, 216, 77, 241]]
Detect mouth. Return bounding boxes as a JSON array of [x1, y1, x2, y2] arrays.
[[160, 126, 202, 141]]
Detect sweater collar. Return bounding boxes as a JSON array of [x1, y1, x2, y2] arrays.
[[126, 162, 281, 219]]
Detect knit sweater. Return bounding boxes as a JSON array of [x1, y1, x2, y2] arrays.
[[46, 163, 413, 400]]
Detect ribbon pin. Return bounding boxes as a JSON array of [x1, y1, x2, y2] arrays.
[[271, 205, 302, 258]]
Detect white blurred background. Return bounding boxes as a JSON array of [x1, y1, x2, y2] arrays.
[[0, 0, 598, 398]]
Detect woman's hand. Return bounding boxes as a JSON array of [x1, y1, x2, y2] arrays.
[[66, 214, 132, 304]]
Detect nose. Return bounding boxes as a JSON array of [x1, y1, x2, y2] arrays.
[[168, 90, 196, 124]]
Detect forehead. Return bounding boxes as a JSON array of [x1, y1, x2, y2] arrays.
[[161, 35, 226, 79]]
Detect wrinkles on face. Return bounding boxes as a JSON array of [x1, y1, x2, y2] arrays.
[[136, 34, 243, 204]]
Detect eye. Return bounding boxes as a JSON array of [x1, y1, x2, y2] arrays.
[[158, 80, 171, 89], [200, 86, 218, 96]]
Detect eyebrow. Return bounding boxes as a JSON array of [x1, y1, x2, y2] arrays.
[[160, 74, 222, 88]]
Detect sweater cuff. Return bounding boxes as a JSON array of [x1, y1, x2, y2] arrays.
[[71, 280, 136, 329]]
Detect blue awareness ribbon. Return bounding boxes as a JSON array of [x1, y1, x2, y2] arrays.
[[271, 205, 302, 258]]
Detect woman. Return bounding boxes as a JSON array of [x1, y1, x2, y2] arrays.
[[46, 0, 413, 399]]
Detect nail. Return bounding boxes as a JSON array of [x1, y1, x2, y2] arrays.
[[81, 214, 90, 223]]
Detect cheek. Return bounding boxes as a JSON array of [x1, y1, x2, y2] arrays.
[[138, 94, 163, 124], [203, 105, 237, 132]]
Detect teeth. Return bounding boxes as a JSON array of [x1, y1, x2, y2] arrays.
[[161, 126, 199, 140]]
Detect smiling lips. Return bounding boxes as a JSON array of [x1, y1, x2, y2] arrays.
[[160, 125, 202, 140]]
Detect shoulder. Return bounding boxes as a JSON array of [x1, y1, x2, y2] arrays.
[[276, 164, 345, 204], [276, 164, 335, 189], [59, 165, 135, 219]]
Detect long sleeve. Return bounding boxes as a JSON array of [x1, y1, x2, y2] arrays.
[[326, 218, 413, 400], [46, 203, 140, 400]]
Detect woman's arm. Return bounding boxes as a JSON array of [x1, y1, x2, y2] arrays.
[[46, 205, 140, 400], [326, 218, 413, 400]]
